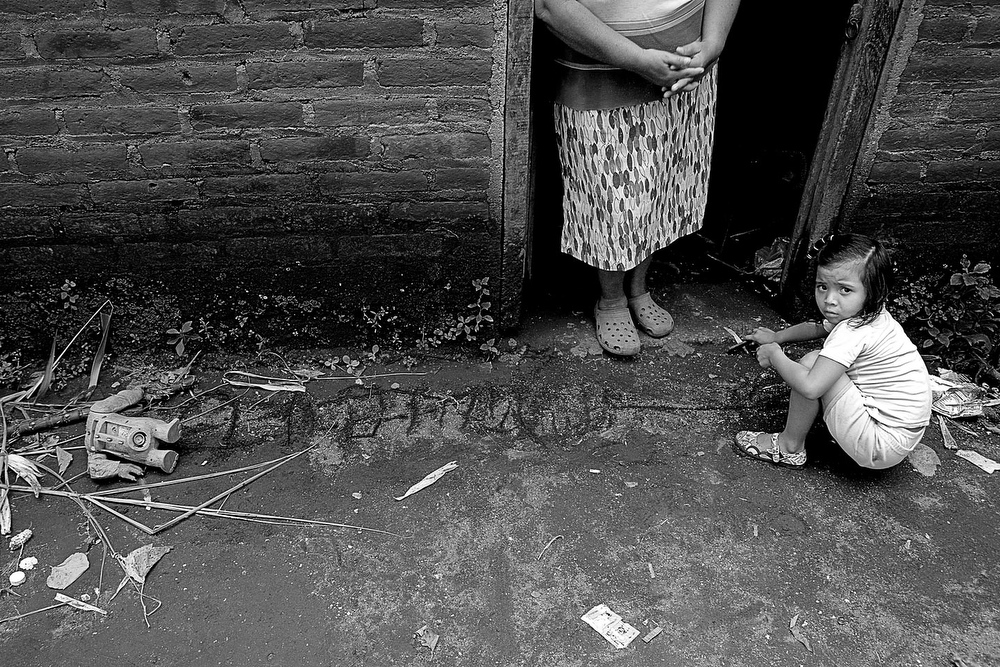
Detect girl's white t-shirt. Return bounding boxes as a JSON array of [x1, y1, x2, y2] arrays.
[[819, 309, 932, 429]]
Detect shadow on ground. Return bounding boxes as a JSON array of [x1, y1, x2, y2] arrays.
[[1, 281, 998, 667]]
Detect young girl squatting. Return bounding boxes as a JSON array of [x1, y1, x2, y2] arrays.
[[734, 234, 932, 469]]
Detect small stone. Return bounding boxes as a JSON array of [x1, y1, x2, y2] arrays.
[[352, 492, 362, 500], [18, 557, 37, 570], [9, 571, 26, 586]]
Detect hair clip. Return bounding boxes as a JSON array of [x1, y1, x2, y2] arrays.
[[807, 233, 836, 261]]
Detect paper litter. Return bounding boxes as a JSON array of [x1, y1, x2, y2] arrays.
[[581, 604, 640, 649], [955, 450, 1000, 474]]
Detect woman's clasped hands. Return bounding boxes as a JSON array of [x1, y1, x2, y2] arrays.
[[660, 39, 722, 99]]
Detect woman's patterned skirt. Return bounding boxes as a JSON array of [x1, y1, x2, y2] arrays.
[[552, 68, 717, 272]]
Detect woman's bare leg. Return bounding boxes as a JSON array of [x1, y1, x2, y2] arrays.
[[597, 269, 627, 309], [627, 255, 654, 297]]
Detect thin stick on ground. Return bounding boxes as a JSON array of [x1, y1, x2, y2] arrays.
[[150, 443, 317, 534], [88, 453, 299, 496], [158, 383, 227, 411], [99, 542, 107, 595], [11, 440, 85, 457], [537, 534, 564, 561], [0, 483, 402, 537], [181, 389, 250, 424], [316, 372, 429, 381], [85, 496, 156, 535], [0, 602, 68, 625]]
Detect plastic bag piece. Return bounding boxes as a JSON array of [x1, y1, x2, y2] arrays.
[[394, 461, 459, 501]]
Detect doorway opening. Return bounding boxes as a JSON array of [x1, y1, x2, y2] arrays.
[[525, 0, 856, 315]]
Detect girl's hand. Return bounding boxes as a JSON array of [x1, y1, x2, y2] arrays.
[[744, 327, 777, 345], [639, 48, 705, 89], [756, 342, 780, 369], [662, 39, 722, 98]]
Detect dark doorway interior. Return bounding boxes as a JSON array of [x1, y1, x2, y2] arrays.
[[526, 1, 856, 314]]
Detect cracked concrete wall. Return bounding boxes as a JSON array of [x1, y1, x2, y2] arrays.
[[0, 0, 506, 338]]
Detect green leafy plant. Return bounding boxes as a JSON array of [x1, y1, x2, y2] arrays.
[[165, 321, 202, 357], [59, 280, 79, 312], [893, 255, 1000, 382], [0, 349, 25, 389], [415, 277, 496, 354], [323, 354, 365, 385]]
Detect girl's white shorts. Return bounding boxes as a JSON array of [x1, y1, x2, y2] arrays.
[[823, 381, 926, 470]]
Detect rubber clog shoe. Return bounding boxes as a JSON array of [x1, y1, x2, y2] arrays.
[[628, 292, 674, 338], [594, 302, 640, 357]]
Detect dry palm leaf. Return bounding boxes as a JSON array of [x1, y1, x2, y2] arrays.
[[0, 494, 9, 535], [34, 340, 57, 401], [5, 454, 42, 497]]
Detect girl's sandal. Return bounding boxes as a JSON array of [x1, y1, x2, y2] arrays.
[[733, 431, 807, 469], [594, 302, 640, 357], [628, 292, 674, 337]]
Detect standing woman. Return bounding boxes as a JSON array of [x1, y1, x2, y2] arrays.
[[535, 0, 740, 356]]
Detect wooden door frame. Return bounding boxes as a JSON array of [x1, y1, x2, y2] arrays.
[[780, 0, 921, 310], [499, 0, 535, 328]]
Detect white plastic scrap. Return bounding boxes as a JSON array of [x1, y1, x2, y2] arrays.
[[394, 461, 458, 501]]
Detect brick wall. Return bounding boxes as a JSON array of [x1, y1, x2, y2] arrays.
[[0, 0, 504, 347], [846, 0, 1000, 265]]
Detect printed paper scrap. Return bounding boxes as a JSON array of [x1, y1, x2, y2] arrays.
[[581, 604, 640, 649], [955, 450, 1000, 474]]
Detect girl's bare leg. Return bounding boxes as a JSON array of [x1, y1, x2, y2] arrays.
[[776, 387, 819, 453], [756, 350, 848, 454]]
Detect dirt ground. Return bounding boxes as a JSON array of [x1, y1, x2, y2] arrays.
[[1, 281, 998, 667]]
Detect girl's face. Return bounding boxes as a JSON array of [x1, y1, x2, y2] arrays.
[[815, 260, 867, 326]]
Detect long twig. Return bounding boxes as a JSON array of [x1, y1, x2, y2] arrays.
[[537, 534, 564, 561], [151, 444, 317, 533], [1, 406, 10, 534], [88, 452, 299, 496], [0, 602, 68, 625], [12, 439, 85, 457], [315, 372, 428, 381], [84, 496, 156, 535], [181, 389, 250, 424], [158, 383, 227, 411], [0, 483, 401, 536]]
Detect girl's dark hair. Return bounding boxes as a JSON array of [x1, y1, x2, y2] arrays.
[[814, 233, 893, 326]]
